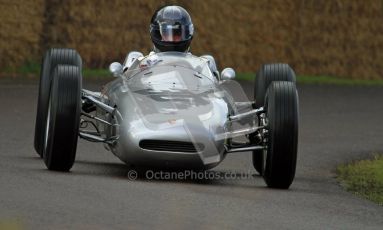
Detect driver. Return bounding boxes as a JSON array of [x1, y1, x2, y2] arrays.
[[124, 5, 219, 77], [150, 5, 194, 52]]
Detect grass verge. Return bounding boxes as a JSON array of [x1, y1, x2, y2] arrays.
[[237, 73, 383, 86], [3, 62, 111, 78], [3, 62, 383, 85], [337, 155, 383, 205]]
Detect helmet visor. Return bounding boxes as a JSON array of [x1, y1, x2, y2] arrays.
[[151, 23, 194, 42]]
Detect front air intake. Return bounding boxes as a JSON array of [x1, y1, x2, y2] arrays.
[[139, 140, 204, 153]]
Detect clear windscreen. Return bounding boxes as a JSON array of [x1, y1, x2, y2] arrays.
[[122, 52, 216, 93]]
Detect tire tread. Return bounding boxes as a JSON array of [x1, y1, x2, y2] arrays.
[[34, 48, 82, 156], [263, 81, 299, 189]]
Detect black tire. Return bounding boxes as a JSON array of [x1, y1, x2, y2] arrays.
[[252, 63, 296, 174], [34, 48, 82, 157], [43, 65, 82, 171], [254, 63, 296, 109], [263, 81, 299, 189]]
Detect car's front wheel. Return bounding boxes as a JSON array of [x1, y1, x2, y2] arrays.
[[43, 65, 82, 171], [263, 81, 299, 189]]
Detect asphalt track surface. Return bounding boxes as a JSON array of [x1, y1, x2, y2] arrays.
[[0, 79, 382, 230]]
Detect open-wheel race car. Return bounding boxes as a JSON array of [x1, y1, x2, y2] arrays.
[[34, 48, 299, 189]]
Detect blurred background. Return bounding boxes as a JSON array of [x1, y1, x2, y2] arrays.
[[1, 0, 382, 79]]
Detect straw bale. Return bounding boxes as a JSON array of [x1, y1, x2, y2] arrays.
[[1, 0, 383, 79]]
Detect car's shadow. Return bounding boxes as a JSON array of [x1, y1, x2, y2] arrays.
[[20, 155, 266, 189], [73, 159, 264, 188]]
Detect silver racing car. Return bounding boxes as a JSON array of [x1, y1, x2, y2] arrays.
[[34, 48, 299, 189]]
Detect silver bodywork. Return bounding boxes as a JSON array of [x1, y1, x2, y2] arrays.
[[82, 52, 259, 169]]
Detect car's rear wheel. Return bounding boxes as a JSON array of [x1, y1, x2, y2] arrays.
[[254, 63, 296, 109], [262, 81, 299, 189], [43, 65, 82, 171], [251, 63, 296, 175], [34, 48, 82, 157]]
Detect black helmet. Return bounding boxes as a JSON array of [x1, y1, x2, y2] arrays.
[[150, 6, 194, 52]]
